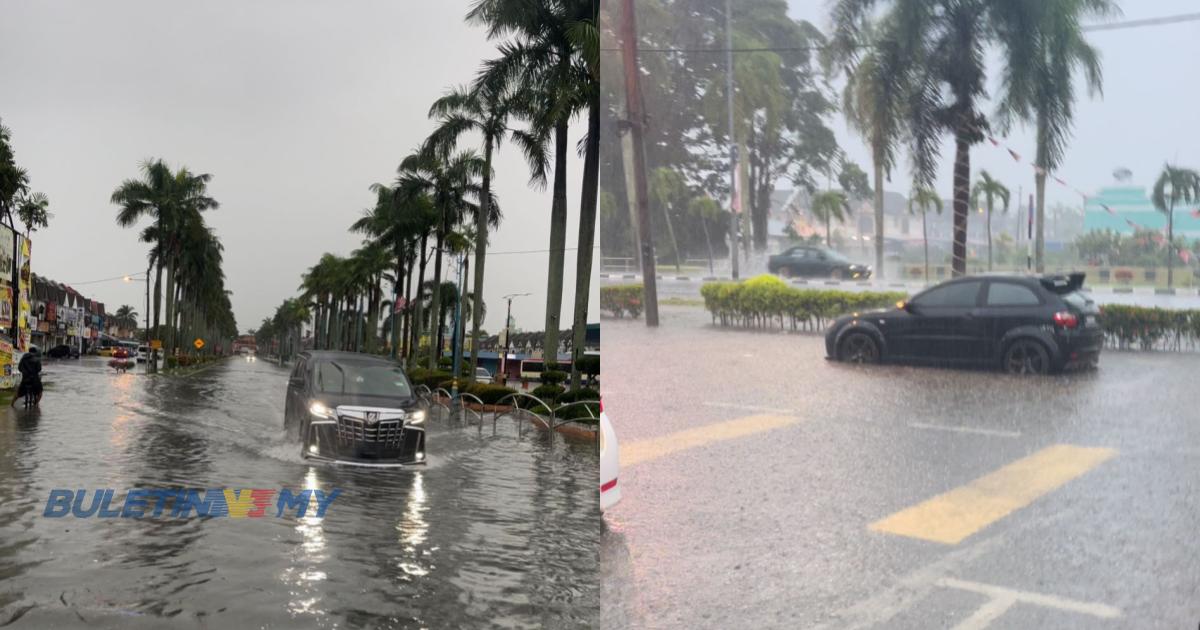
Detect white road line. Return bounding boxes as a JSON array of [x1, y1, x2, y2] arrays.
[[938, 577, 1122, 621], [702, 401, 797, 414], [950, 595, 1015, 630], [908, 422, 1021, 438]]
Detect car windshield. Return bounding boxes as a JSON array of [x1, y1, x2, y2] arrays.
[[315, 360, 412, 398], [1061, 290, 1095, 311], [821, 249, 849, 263]]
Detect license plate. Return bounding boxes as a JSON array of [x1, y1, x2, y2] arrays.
[[1085, 315, 1098, 327]]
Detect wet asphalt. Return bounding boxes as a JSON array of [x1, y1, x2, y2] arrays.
[[601, 306, 1200, 629], [0, 356, 598, 629]]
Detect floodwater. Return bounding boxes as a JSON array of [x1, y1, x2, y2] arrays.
[[0, 356, 598, 629]]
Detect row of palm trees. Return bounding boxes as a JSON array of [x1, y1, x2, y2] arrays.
[[110, 159, 238, 370], [831, 0, 1116, 277], [270, 0, 599, 389]]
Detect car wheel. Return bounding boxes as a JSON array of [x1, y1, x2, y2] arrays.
[[831, 268, 844, 280], [1003, 339, 1049, 375], [839, 332, 880, 364]]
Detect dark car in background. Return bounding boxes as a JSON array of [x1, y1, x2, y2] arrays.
[[283, 351, 427, 466], [768, 245, 871, 280], [45, 344, 80, 359], [825, 273, 1102, 374]]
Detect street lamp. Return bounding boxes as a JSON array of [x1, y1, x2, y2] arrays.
[[124, 271, 152, 371], [499, 292, 531, 385]]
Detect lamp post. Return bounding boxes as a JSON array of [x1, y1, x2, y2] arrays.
[[123, 271, 151, 371], [500, 292, 531, 386]]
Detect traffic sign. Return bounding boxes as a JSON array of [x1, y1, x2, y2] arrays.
[[193, 338, 205, 350], [150, 339, 162, 350]]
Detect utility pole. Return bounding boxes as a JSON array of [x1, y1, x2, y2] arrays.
[[619, 0, 658, 326], [725, 0, 740, 280]]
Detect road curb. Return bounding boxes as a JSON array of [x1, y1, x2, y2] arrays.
[[600, 274, 1200, 296]]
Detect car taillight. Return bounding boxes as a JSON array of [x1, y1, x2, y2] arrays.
[[599, 398, 604, 414], [1053, 311, 1078, 329]]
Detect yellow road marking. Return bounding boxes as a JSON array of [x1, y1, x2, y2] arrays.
[[870, 444, 1116, 545], [622, 414, 800, 467]]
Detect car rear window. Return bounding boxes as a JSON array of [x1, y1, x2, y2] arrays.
[[1061, 290, 1094, 311]]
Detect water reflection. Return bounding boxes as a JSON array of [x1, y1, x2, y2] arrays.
[[0, 358, 598, 627]]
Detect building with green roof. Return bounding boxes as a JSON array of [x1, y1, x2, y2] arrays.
[[1084, 186, 1200, 241]]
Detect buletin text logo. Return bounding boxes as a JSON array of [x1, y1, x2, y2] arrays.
[[43, 488, 340, 518]]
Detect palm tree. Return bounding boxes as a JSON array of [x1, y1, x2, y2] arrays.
[[1151, 165, 1200, 287], [833, 0, 1040, 277], [833, 17, 909, 281], [16, 192, 50, 235], [424, 77, 540, 377], [910, 187, 944, 283], [970, 171, 1010, 271], [995, 0, 1116, 271], [115, 305, 138, 330], [809, 190, 851, 248], [111, 159, 218, 367], [468, 0, 593, 370], [395, 150, 488, 369]]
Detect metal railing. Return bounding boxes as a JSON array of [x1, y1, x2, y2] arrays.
[[549, 400, 600, 429], [490, 392, 553, 438]]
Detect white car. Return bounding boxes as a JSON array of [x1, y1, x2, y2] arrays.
[[600, 399, 621, 512], [136, 345, 149, 363], [474, 367, 492, 382]]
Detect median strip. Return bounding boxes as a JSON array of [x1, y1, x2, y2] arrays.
[[870, 444, 1116, 544], [622, 414, 800, 467]]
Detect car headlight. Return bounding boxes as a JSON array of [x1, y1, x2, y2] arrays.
[[407, 409, 426, 425], [309, 401, 334, 419]]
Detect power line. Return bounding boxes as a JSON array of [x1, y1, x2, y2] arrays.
[[598, 11, 1200, 54]]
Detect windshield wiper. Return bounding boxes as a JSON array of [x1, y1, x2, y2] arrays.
[[328, 361, 347, 394]]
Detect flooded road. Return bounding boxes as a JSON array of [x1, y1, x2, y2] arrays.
[[0, 356, 598, 628]]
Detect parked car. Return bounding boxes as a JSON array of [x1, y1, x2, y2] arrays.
[[97, 347, 115, 357], [825, 273, 1102, 374], [600, 399, 621, 512], [112, 348, 134, 360], [474, 367, 492, 382], [46, 344, 80, 359], [136, 346, 149, 363], [768, 245, 871, 280], [283, 351, 426, 467]]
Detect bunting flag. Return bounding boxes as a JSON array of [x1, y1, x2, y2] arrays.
[[1054, 176, 1068, 186], [1100, 203, 1116, 215], [1007, 148, 1022, 162], [1191, 209, 1200, 219], [988, 136, 1001, 147]]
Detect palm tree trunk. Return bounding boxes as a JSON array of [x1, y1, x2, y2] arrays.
[[543, 116, 570, 369], [164, 256, 176, 357], [412, 234, 429, 367], [872, 159, 885, 280], [570, 97, 600, 391], [403, 253, 415, 360], [1035, 170, 1047, 273], [428, 221, 446, 369], [151, 256, 163, 373], [951, 128, 971, 277], [986, 200, 993, 271], [923, 209, 929, 284], [826, 217, 832, 248], [457, 255, 469, 373], [1167, 198, 1175, 287], [470, 138, 493, 375]]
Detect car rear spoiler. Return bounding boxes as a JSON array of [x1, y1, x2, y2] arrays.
[[1039, 272, 1085, 293]]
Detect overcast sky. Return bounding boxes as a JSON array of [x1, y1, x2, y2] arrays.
[[0, 0, 592, 335], [783, 0, 1200, 210]]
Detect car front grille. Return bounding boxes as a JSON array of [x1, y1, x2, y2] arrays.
[[335, 416, 404, 446]]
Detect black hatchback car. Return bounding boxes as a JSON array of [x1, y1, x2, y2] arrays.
[[284, 351, 427, 466], [825, 273, 1102, 374], [768, 245, 871, 280]]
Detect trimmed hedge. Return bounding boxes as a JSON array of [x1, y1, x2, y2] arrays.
[[1099, 304, 1200, 351], [556, 387, 599, 404], [601, 284, 643, 318], [531, 384, 565, 401], [463, 383, 517, 404], [701, 275, 907, 331]]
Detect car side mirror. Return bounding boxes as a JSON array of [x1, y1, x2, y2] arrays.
[[898, 300, 914, 313]]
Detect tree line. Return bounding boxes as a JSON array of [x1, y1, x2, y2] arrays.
[[262, 0, 599, 390]]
